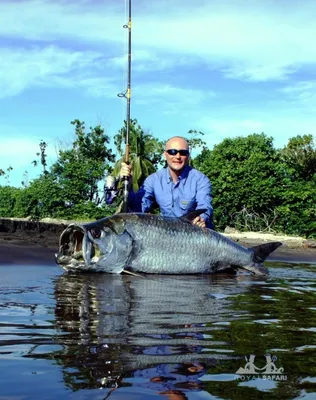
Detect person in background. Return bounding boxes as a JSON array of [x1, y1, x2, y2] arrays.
[[120, 136, 214, 229]]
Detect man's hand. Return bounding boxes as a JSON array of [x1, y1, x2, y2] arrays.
[[192, 215, 206, 228], [120, 162, 132, 179]]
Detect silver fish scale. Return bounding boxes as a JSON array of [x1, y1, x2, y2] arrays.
[[123, 216, 247, 274]]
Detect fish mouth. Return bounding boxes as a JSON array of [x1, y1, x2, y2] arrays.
[[55, 224, 96, 270]]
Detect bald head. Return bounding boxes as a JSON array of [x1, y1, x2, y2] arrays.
[[165, 136, 189, 151], [164, 136, 190, 177]]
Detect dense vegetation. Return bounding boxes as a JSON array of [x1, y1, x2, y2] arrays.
[[193, 133, 315, 237], [0, 120, 315, 238]]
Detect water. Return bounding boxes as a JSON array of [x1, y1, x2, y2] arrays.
[[1, 260, 316, 399]]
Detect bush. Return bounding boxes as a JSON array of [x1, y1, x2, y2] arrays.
[[0, 186, 21, 217]]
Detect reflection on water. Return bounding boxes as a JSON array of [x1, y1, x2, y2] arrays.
[[1, 262, 316, 399]]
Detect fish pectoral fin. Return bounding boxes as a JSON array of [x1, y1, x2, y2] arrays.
[[180, 209, 207, 223], [242, 264, 269, 276], [99, 261, 126, 274], [95, 249, 131, 274], [122, 269, 146, 278], [96, 248, 129, 273], [215, 264, 238, 274]]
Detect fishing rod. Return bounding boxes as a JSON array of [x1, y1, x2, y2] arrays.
[[118, 0, 132, 213]]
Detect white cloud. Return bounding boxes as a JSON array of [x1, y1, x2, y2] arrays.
[[280, 81, 316, 105], [0, 46, 119, 98], [133, 83, 216, 114], [222, 64, 297, 82], [1, 0, 316, 82], [0, 0, 123, 44], [132, 1, 316, 81], [1, 0, 316, 189]]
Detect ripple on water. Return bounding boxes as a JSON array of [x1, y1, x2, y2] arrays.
[[1, 261, 316, 399], [238, 378, 278, 392]]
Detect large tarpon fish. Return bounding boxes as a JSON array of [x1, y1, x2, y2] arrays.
[[55, 211, 282, 275]]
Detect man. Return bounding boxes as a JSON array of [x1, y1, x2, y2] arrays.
[[120, 136, 214, 229]]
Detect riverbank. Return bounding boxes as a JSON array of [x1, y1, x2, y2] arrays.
[[222, 230, 316, 263], [0, 217, 315, 264]]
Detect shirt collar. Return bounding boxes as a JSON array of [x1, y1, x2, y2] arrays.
[[166, 165, 191, 184]]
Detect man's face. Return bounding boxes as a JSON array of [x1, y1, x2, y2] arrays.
[[164, 138, 190, 172]]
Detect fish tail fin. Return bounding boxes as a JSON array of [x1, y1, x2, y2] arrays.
[[251, 241, 282, 263], [242, 241, 282, 275]]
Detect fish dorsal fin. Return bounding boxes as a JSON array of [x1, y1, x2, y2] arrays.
[[180, 209, 207, 223], [251, 241, 282, 263]]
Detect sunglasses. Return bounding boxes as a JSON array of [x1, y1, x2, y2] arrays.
[[165, 149, 190, 156]]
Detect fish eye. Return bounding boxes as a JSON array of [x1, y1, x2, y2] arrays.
[[90, 227, 102, 239]]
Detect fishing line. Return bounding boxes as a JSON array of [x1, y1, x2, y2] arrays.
[[119, 0, 129, 131]]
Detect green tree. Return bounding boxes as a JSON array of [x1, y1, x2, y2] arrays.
[[112, 119, 163, 191], [186, 129, 206, 151], [14, 175, 64, 219], [275, 178, 316, 238], [13, 173, 117, 221], [32, 140, 48, 175], [275, 134, 316, 237], [51, 120, 116, 204], [183, 129, 207, 168], [1, 120, 117, 221], [193, 133, 288, 231], [280, 134, 316, 181], [0, 166, 13, 186], [0, 186, 21, 217]]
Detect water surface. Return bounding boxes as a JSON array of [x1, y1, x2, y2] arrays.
[[1, 259, 316, 399]]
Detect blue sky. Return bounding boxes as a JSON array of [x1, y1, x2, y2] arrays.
[[1, 0, 316, 187]]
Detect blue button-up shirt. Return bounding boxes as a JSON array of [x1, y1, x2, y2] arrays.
[[128, 165, 214, 228]]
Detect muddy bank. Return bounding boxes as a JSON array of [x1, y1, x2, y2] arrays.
[[0, 218, 66, 266], [0, 218, 67, 248]]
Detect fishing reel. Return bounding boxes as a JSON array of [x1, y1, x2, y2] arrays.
[[104, 175, 119, 205]]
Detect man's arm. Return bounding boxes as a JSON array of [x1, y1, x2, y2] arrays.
[[117, 163, 140, 211], [119, 163, 156, 213], [139, 174, 156, 213], [194, 175, 214, 229], [126, 176, 155, 213]]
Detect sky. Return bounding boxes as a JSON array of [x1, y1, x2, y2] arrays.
[[1, 0, 316, 187]]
